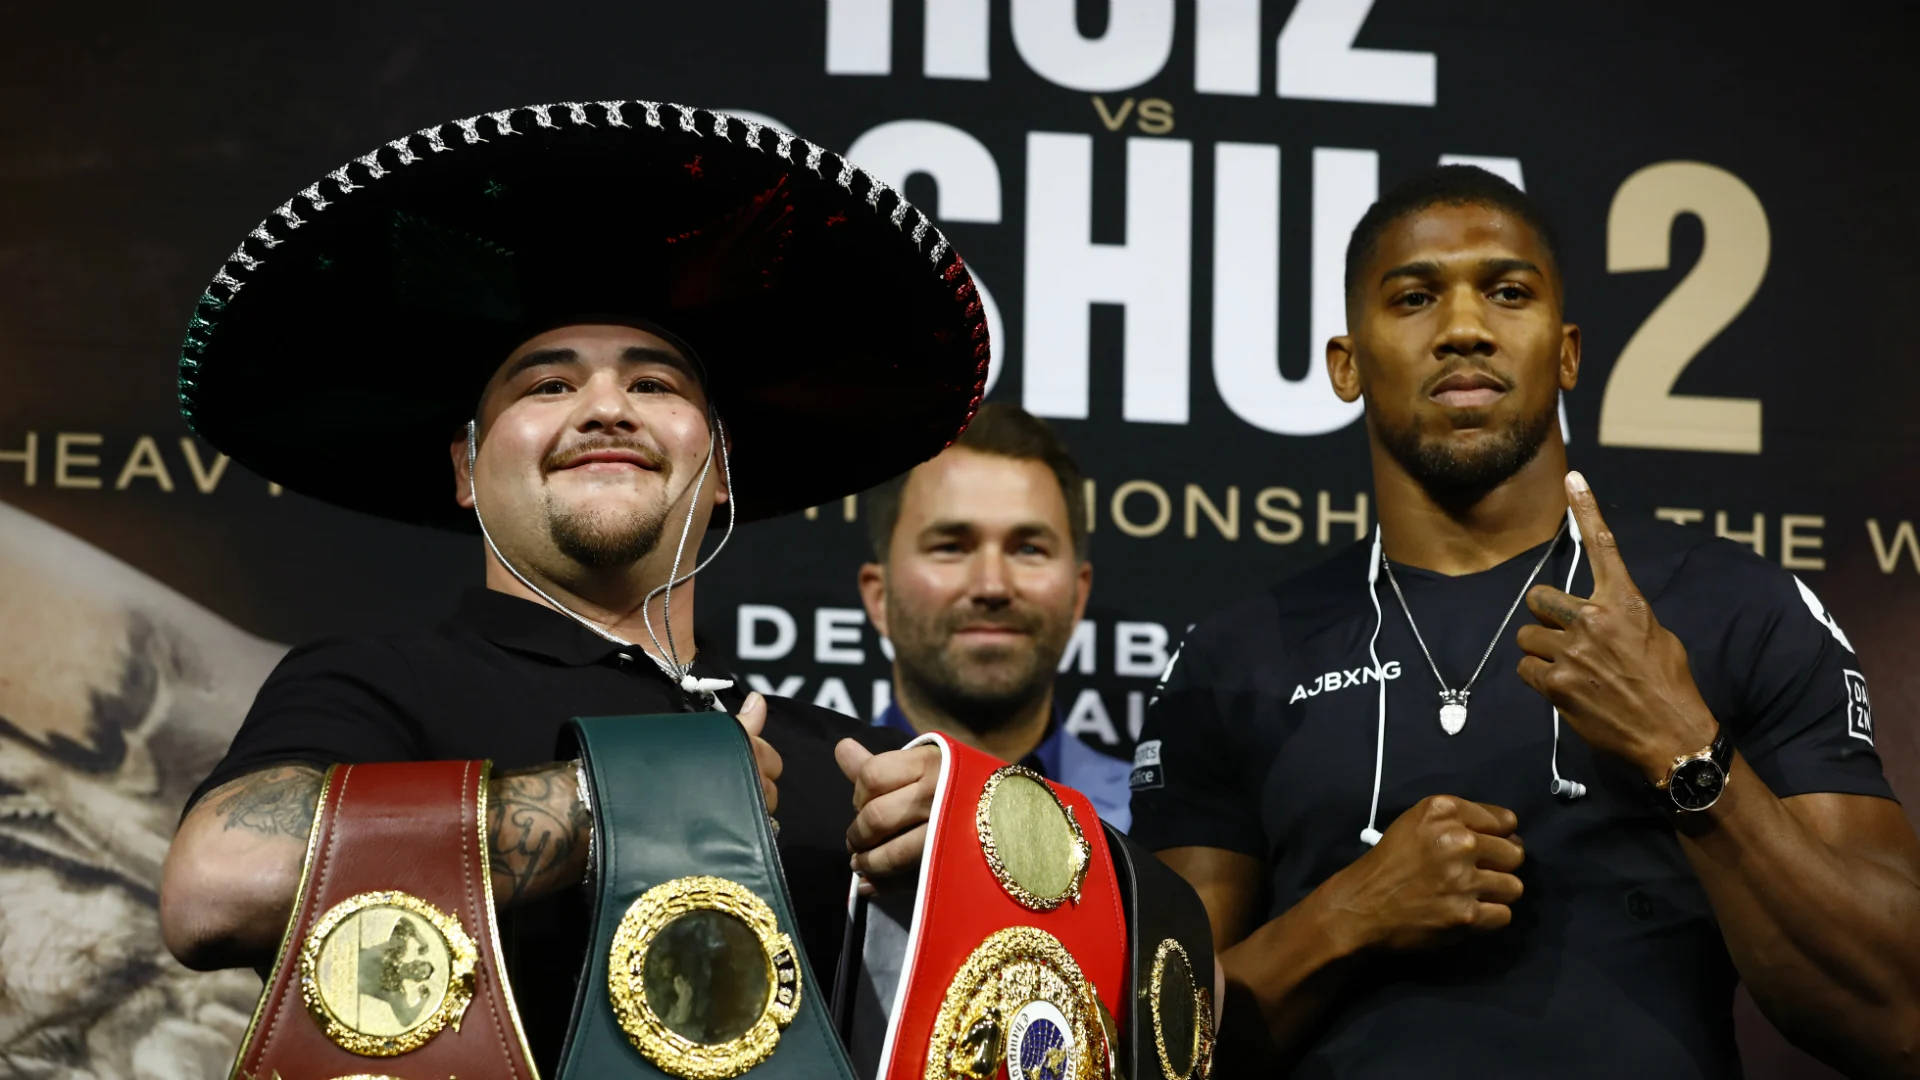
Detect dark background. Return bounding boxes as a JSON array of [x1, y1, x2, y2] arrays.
[[2, 2, 1916, 1075]]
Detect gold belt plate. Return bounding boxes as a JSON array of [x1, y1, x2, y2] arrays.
[[297, 889, 478, 1058], [606, 874, 801, 1080], [976, 765, 1090, 911], [1147, 939, 1213, 1080], [927, 926, 1105, 1080]]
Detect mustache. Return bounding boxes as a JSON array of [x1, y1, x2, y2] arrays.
[[541, 438, 668, 473], [941, 609, 1043, 636]]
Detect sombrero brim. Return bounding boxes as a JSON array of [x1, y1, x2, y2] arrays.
[[178, 101, 988, 527]]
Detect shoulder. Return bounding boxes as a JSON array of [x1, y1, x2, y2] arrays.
[[1175, 541, 1374, 674], [1613, 519, 1830, 632], [760, 696, 906, 753], [1607, 516, 1776, 600]]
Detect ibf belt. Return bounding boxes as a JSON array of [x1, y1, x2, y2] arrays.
[[554, 713, 855, 1080], [837, 734, 1128, 1080], [1103, 825, 1216, 1080], [228, 760, 538, 1080]]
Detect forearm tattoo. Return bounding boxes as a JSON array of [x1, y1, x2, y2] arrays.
[[486, 764, 591, 905], [211, 766, 325, 840]]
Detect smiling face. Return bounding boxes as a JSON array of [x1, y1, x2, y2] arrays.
[[863, 447, 1090, 733], [1329, 202, 1580, 500], [451, 324, 724, 580]]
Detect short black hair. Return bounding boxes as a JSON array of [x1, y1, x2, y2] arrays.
[[1343, 165, 1562, 302], [865, 401, 1089, 562]]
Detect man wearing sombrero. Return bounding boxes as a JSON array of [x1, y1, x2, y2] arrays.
[[156, 100, 980, 1066]]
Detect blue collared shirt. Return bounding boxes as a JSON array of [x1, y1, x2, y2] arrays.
[[875, 700, 1133, 832]]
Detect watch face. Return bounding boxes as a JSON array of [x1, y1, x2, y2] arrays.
[[1669, 758, 1727, 812]]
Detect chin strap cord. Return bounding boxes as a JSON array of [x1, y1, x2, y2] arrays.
[[465, 416, 738, 705]]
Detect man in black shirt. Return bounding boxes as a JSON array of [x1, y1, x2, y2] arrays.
[[156, 101, 980, 1069], [1130, 166, 1920, 1077]]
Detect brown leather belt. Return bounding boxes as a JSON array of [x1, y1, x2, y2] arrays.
[[228, 760, 538, 1080]]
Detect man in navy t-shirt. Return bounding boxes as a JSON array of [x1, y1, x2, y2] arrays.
[[1129, 166, 1920, 1077], [858, 402, 1133, 829]]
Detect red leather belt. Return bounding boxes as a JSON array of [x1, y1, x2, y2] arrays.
[[844, 734, 1128, 1080], [228, 760, 538, 1080]]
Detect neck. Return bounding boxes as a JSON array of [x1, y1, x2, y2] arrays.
[[1372, 432, 1571, 575], [888, 666, 1056, 765], [483, 546, 701, 664]]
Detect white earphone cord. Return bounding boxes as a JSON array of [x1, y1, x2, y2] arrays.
[[1359, 510, 1587, 848], [466, 417, 738, 704]]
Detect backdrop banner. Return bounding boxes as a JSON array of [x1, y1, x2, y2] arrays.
[[2, 3, 1914, 1076]]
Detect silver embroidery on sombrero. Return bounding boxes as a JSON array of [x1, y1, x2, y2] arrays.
[[178, 102, 987, 442]]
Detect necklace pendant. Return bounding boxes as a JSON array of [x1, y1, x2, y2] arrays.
[[1438, 690, 1470, 736]]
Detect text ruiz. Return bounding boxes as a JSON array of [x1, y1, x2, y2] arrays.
[[788, 0, 1521, 437]]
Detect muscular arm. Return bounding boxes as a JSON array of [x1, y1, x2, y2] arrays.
[[160, 761, 589, 971], [1160, 794, 1525, 1066], [1678, 766, 1920, 1077]]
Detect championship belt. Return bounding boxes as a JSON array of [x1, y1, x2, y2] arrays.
[[834, 733, 1128, 1080], [554, 713, 856, 1080], [229, 760, 538, 1080], [1102, 825, 1215, 1080]]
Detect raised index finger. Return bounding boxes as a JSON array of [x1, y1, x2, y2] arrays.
[[1566, 471, 1636, 597]]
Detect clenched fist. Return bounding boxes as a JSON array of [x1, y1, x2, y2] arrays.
[[1323, 795, 1526, 952]]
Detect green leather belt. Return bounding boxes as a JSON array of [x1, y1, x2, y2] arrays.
[[555, 712, 857, 1079]]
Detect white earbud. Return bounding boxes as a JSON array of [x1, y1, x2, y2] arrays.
[[1550, 777, 1588, 800], [1360, 826, 1383, 847]]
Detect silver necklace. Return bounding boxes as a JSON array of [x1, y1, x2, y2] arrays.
[[1380, 520, 1567, 736]]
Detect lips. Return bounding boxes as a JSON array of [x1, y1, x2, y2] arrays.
[[1428, 369, 1508, 409], [551, 447, 661, 472]]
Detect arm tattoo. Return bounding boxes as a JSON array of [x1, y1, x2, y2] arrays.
[[211, 766, 325, 841], [486, 764, 591, 905]]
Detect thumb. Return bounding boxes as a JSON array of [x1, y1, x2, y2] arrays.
[[735, 691, 767, 738], [834, 736, 874, 786]]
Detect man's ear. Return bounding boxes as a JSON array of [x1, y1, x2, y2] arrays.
[[450, 434, 474, 510], [1327, 335, 1363, 403], [1072, 560, 1092, 625], [710, 418, 731, 505], [1558, 322, 1582, 392], [858, 562, 888, 638]]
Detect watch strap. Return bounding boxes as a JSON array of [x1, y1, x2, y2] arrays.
[[553, 712, 855, 1080]]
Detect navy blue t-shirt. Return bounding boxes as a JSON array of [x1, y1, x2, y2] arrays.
[[1130, 517, 1893, 1078]]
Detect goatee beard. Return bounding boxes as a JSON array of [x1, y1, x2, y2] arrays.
[[545, 497, 669, 569], [1379, 397, 1557, 504]]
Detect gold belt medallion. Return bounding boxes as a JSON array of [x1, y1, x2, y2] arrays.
[[297, 890, 478, 1057], [976, 765, 1090, 911], [927, 926, 1105, 1080], [606, 874, 801, 1080], [1146, 940, 1212, 1080]]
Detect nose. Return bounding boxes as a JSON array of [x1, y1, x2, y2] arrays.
[[570, 370, 640, 433], [1433, 288, 1497, 361], [966, 549, 1012, 609]]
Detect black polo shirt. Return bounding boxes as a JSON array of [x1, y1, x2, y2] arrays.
[[1131, 518, 1893, 1078], [188, 587, 905, 1071]]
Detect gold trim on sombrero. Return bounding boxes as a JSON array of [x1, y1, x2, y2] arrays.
[[1147, 939, 1213, 1080], [606, 874, 800, 1079], [297, 890, 478, 1057], [975, 764, 1090, 912], [927, 926, 1102, 1080]]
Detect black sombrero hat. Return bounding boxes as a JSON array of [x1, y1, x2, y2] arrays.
[[178, 100, 989, 528]]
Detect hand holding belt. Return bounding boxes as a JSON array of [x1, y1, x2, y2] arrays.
[[839, 733, 1128, 1080], [1102, 825, 1216, 1080], [554, 712, 855, 1080], [229, 760, 538, 1080]]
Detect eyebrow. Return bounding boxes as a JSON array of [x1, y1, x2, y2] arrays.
[[502, 345, 696, 382], [1379, 257, 1544, 285], [920, 519, 1063, 541]]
